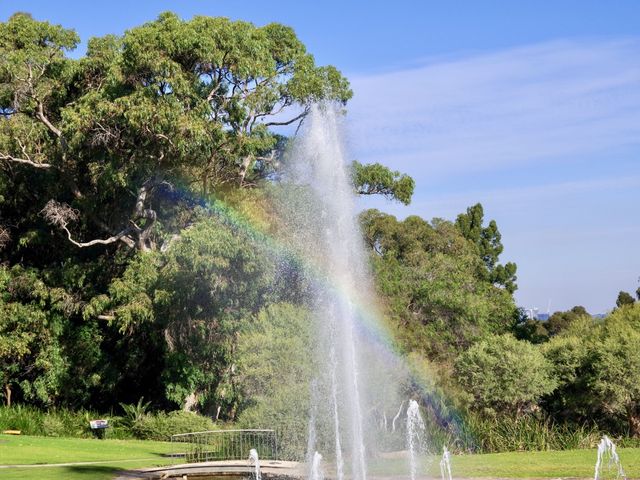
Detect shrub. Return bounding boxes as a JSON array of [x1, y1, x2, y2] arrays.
[[455, 334, 557, 415], [131, 410, 217, 440], [42, 415, 65, 437]]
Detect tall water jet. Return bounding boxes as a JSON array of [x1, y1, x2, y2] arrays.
[[440, 447, 452, 480], [249, 448, 261, 480], [283, 104, 372, 480], [594, 436, 626, 480], [406, 400, 425, 480]]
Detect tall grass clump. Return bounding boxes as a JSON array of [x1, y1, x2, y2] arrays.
[[406, 405, 603, 454], [0, 405, 45, 435], [0, 404, 217, 440], [450, 414, 600, 453]]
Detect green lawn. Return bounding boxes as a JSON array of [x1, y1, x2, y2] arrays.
[[370, 448, 640, 478], [2, 434, 640, 479], [0, 434, 176, 480]]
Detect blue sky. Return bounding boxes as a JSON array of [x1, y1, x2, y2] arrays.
[[2, 1, 639, 313]]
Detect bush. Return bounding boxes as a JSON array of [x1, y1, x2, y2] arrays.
[[131, 410, 217, 440], [42, 416, 66, 437], [455, 334, 557, 415]]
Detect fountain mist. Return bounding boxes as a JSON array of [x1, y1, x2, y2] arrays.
[[282, 104, 382, 480]]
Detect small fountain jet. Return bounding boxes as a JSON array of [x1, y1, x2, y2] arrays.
[[440, 447, 452, 480], [407, 400, 426, 480], [249, 448, 262, 480], [594, 436, 626, 480]]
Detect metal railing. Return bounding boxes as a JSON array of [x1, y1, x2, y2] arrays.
[[171, 429, 278, 463]]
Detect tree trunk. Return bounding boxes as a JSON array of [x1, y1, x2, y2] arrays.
[[238, 155, 252, 186], [183, 392, 198, 412], [628, 407, 640, 437], [4, 383, 11, 408]]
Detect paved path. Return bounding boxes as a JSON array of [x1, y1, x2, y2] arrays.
[[114, 459, 304, 480]]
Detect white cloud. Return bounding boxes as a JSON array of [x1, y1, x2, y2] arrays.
[[345, 39, 640, 182]]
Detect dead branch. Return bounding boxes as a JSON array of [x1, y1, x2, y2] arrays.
[[40, 200, 134, 248], [40, 200, 80, 228], [0, 152, 54, 169]]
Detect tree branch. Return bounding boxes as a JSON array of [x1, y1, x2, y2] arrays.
[[0, 153, 54, 169], [60, 223, 134, 248], [40, 200, 136, 249], [263, 109, 308, 127], [35, 101, 63, 138]]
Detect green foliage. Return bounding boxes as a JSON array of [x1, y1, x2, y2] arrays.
[[129, 410, 217, 440], [546, 306, 590, 337], [0, 266, 69, 406], [119, 397, 151, 428], [0, 404, 214, 440], [589, 304, 640, 435], [537, 306, 640, 436], [539, 332, 594, 424], [236, 303, 314, 460], [460, 414, 600, 453], [360, 209, 517, 359], [616, 290, 636, 308], [455, 203, 517, 293], [157, 217, 278, 413], [455, 334, 557, 415], [0, 405, 95, 437], [515, 306, 592, 342], [351, 161, 415, 205], [0, 11, 357, 414]]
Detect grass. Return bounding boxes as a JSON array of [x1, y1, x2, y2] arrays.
[[3, 434, 640, 479], [371, 448, 640, 478], [0, 434, 176, 480]]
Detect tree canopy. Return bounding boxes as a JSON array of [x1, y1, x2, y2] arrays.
[[0, 12, 419, 415], [359, 208, 517, 359], [0, 12, 352, 256], [455, 203, 517, 293], [351, 161, 415, 205]]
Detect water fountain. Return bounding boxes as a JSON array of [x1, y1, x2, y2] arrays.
[[406, 400, 426, 480], [440, 447, 452, 480], [285, 104, 378, 480], [249, 448, 262, 480], [594, 436, 626, 480]]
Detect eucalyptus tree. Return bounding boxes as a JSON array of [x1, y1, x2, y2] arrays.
[[0, 11, 351, 409], [0, 11, 351, 254]]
